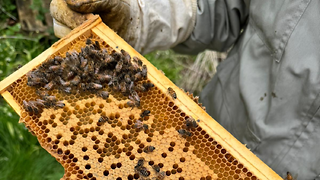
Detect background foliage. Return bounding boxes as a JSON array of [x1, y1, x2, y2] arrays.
[[0, 0, 65, 179], [0, 1, 195, 179]]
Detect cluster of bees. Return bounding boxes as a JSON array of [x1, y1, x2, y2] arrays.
[[24, 38, 154, 114]]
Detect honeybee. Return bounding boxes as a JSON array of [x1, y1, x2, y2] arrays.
[[55, 101, 65, 108], [86, 61, 95, 76], [194, 96, 199, 103], [54, 56, 64, 64], [79, 83, 87, 92], [80, 56, 88, 69], [36, 90, 49, 99], [65, 71, 75, 80], [140, 110, 150, 118], [86, 38, 92, 45], [185, 117, 198, 128], [112, 51, 122, 61], [48, 65, 61, 72], [44, 95, 56, 102], [178, 129, 192, 137], [45, 58, 56, 65], [58, 76, 70, 87], [284, 172, 297, 180], [127, 100, 136, 109], [135, 84, 146, 92], [43, 95, 57, 107], [133, 56, 143, 67], [124, 74, 132, 83], [44, 81, 55, 90], [94, 63, 102, 75], [143, 146, 155, 153], [135, 157, 145, 170], [128, 98, 140, 108], [30, 103, 40, 114], [23, 100, 40, 114], [103, 54, 115, 64], [98, 115, 109, 123], [82, 45, 91, 57], [95, 74, 112, 83], [134, 72, 142, 81], [134, 100, 141, 108], [152, 165, 160, 173], [130, 62, 140, 73], [70, 75, 81, 86], [143, 82, 154, 91], [69, 51, 80, 67], [23, 100, 33, 113], [168, 87, 177, 99], [87, 82, 103, 90], [94, 40, 101, 50], [128, 81, 134, 92], [91, 48, 101, 59], [134, 120, 148, 130], [82, 64, 90, 79], [108, 77, 118, 86], [45, 97, 64, 109], [33, 99, 45, 108], [61, 86, 72, 94], [96, 91, 109, 99], [27, 71, 45, 86], [119, 81, 128, 94], [141, 65, 147, 78], [121, 49, 131, 64], [154, 171, 166, 180], [112, 83, 120, 92], [115, 60, 123, 73], [139, 167, 149, 177], [129, 90, 140, 104], [65, 53, 80, 72]]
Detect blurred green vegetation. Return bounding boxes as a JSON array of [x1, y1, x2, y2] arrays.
[[0, 1, 65, 180], [0, 1, 194, 180]]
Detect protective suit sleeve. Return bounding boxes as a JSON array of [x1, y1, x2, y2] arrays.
[[173, 0, 249, 54], [132, 0, 198, 54]]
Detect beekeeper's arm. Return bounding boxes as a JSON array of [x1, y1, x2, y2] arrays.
[[50, 0, 248, 55]]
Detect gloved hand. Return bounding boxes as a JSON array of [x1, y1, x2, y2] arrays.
[[50, 0, 197, 54]]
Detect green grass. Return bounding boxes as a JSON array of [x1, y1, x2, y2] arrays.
[[145, 50, 190, 84], [0, 2, 65, 178], [0, 108, 64, 180]]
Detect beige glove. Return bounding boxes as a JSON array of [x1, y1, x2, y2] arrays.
[[50, 0, 197, 54]]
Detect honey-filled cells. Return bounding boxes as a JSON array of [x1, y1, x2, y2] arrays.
[[6, 33, 258, 180]]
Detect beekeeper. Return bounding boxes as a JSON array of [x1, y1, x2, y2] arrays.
[[50, 0, 320, 179]]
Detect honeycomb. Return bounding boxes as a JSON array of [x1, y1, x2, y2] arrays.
[[0, 16, 281, 180]]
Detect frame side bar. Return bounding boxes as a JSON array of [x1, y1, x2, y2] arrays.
[[1, 91, 21, 116]]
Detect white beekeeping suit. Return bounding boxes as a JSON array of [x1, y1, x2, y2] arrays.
[[51, 0, 320, 179]]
